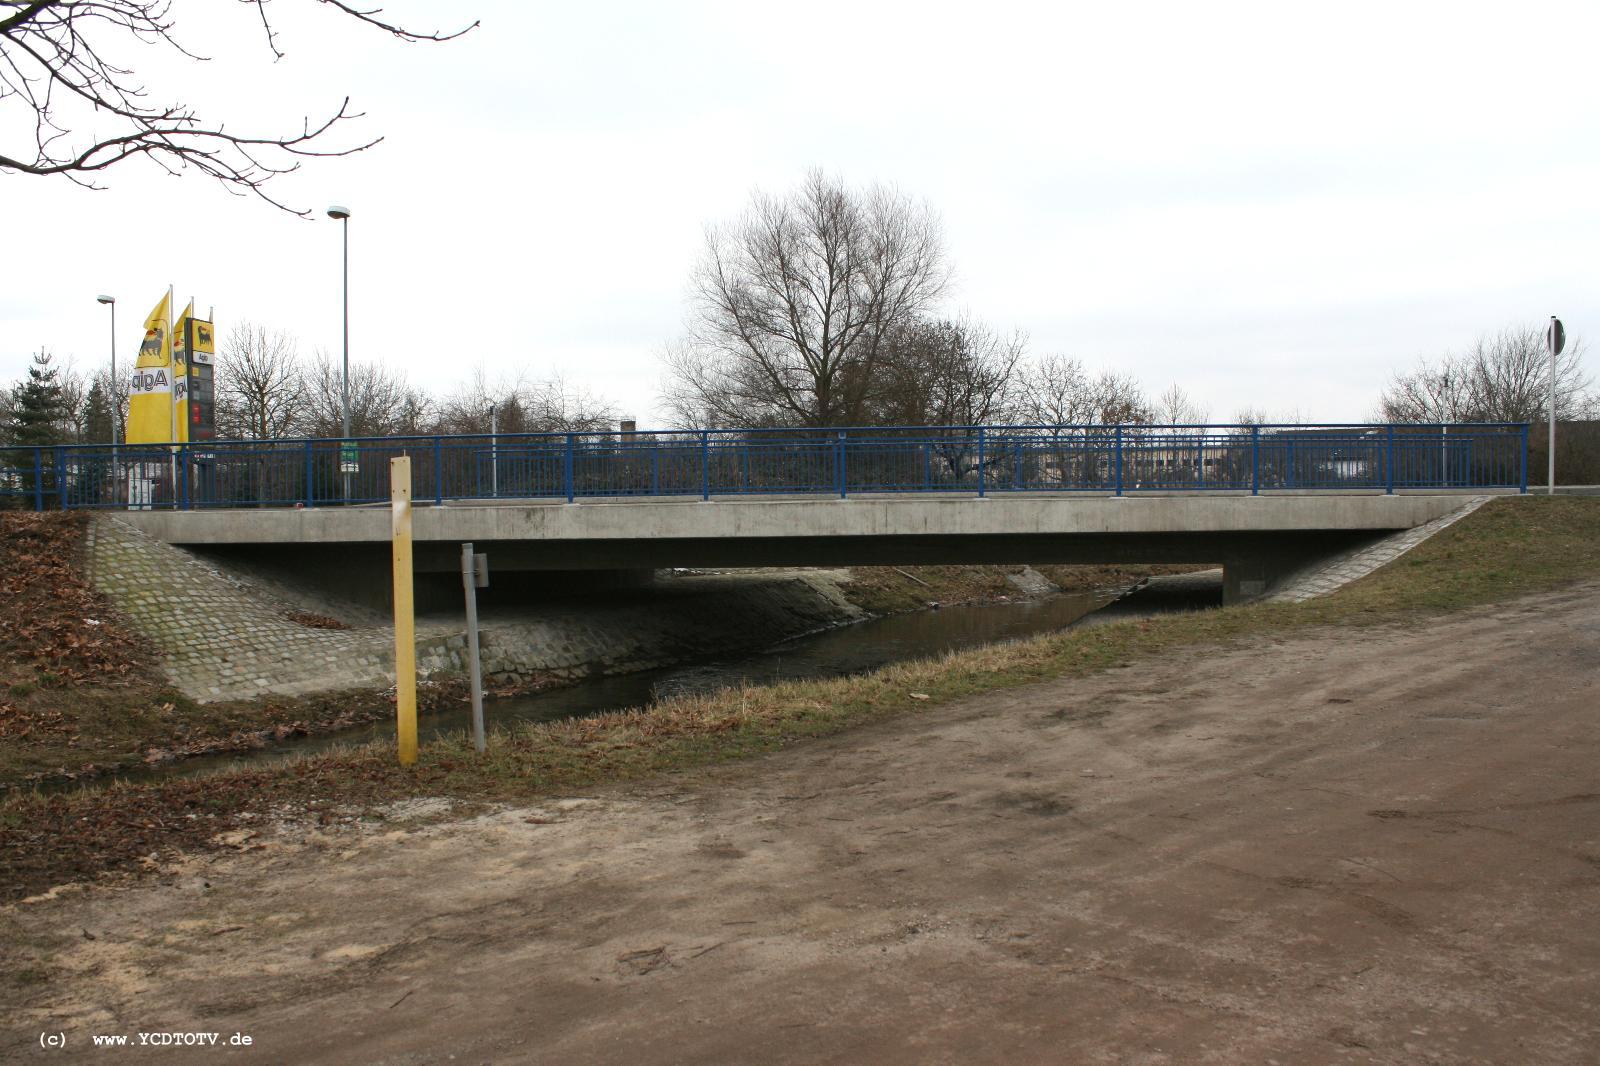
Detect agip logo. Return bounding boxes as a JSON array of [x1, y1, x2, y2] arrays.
[[131, 368, 170, 395], [138, 326, 164, 362]]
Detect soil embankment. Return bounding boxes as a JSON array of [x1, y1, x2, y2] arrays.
[[0, 512, 1167, 790], [5, 581, 1598, 1063]]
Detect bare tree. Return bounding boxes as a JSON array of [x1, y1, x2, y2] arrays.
[[433, 366, 510, 435], [435, 366, 618, 435], [1155, 383, 1209, 425], [523, 375, 618, 433], [298, 351, 429, 438], [874, 317, 1025, 426], [1008, 355, 1150, 488], [1375, 356, 1485, 423], [215, 322, 305, 439], [0, 2, 474, 213], [664, 170, 951, 428], [1231, 404, 1306, 427], [53, 356, 89, 440], [1464, 325, 1591, 422], [1016, 355, 1152, 426], [1379, 325, 1592, 423]]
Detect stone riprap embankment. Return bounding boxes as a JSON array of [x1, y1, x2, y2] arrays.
[[86, 517, 867, 703], [415, 574, 863, 686], [1265, 495, 1492, 603], [87, 517, 428, 701]]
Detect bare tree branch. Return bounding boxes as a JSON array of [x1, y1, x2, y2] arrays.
[[0, 0, 475, 213], [665, 170, 951, 428], [1378, 324, 1592, 423]]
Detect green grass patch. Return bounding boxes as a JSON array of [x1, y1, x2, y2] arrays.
[[2, 496, 1596, 900]]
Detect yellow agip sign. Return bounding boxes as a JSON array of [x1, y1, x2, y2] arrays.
[[126, 292, 216, 446], [126, 291, 175, 446]]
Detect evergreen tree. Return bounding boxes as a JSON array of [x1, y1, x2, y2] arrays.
[[83, 381, 114, 444], [4, 350, 67, 507], [9, 350, 67, 447]]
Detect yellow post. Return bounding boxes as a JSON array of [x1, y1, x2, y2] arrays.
[[390, 456, 418, 766]]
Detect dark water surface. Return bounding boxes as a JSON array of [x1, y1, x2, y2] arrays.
[[116, 572, 1222, 784]]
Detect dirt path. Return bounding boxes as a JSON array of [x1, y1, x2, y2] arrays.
[[6, 586, 1600, 1064]]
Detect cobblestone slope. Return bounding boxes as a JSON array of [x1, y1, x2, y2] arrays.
[[1265, 495, 1493, 603], [85, 517, 867, 703], [85, 518, 408, 701]]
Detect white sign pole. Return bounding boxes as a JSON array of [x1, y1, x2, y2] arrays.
[[1547, 316, 1564, 495]]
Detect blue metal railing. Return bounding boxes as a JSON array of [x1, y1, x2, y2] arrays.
[[2, 422, 1530, 511]]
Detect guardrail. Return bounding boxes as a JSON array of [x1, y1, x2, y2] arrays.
[[0, 423, 1530, 511]]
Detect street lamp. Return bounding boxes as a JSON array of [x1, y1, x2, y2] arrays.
[[95, 295, 117, 447], [96, 295, 122, 503], [327, 205, 352, 501]]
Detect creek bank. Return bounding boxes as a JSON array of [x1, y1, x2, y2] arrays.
[[87, 512, 1156, 704], [2, 497, 1595, 900], [8, 511, 1161, 791]]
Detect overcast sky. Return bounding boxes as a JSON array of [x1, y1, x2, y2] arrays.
[[3, 0, 1596, 428]]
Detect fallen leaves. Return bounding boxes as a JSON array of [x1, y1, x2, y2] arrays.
[[0, 513, 153, 685], [284, 610, 350, 631]]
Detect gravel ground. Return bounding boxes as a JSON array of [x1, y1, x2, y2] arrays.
[[5, 583, 1598, 1065]]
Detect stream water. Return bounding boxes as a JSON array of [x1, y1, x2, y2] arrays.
[[126, 571, 1223, 784]]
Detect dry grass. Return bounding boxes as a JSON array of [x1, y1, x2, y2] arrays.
[[3, 495, 1596, 899]]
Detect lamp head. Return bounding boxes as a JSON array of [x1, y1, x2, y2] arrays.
[[327, 205, 351, 220], [96, 295, 115, 305]]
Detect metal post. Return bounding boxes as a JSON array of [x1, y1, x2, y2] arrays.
[[1519, 424, 1529, 493], [461, 542, 485, 754], [1549, 337, 1557, 496], [1250, 425, 1260, 495], [976, 427, 986, 498], [339, 213, 352, 505], [489, 405, 498, 498], [54, 447, 67, 510], [302, 438, 315, 507], [98, 297, 121, 497], [1441, 424, 1449, 488], [179, 445, 190, 509], [33, 449, 44, 511], [1114, 426, 1123, 496], [1385, 425, 1395, 494], [563, 434, 575, 502], [836, 431, 847, 499], [434, 436, 444, 505], [701, 431, 710, 500], [109, 301, 117, 448]]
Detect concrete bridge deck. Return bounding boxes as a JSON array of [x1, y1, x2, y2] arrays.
[[114, 491, 1503, 603]]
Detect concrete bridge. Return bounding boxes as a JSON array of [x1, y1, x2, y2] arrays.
[[22, 423, 1527, 603], [113, 490, 1500, 604]]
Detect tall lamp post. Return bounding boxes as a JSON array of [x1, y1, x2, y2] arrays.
[[95, 296, 117, 447], [96, 295, 120, 502], [328, 205, 352, 502]]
